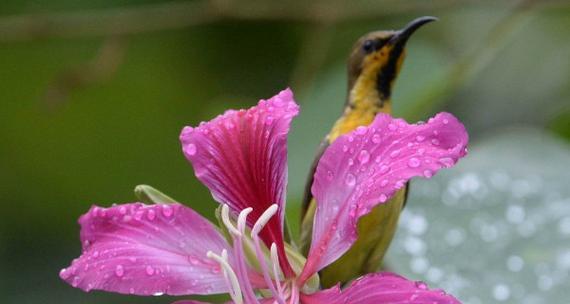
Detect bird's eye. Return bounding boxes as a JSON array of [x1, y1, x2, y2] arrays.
[[362, 40, 375, 53]]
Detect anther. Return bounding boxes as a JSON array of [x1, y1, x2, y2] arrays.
[[221, 205, 241, 237]]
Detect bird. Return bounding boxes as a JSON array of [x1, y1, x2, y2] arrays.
[[299, 16, 438, 288]]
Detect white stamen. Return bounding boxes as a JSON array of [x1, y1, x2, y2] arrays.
[[270, 243, 284, 296], [252, 204, 278, 236], [207, 250, 243, 304], [237, 207, 253, 232], [251, 204, 285, 304], [221, 204, 241, 237]]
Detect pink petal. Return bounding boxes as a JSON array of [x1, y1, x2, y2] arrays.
[[59, 203, 232, 296], [180, 88, 299, 275], [301, 272, 461, 304], [300, 113, 468, 282]]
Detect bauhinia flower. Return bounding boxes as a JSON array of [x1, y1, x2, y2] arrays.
[[60, 88, 469, 303]]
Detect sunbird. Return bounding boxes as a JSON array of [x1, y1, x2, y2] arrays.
[[300, 16, 438, 287]]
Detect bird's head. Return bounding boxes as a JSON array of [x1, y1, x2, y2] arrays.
[[347, 16, 437, 103]]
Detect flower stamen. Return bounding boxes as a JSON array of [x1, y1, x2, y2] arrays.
[[206, 249, 243, 304], [251, 204, 286, 304]]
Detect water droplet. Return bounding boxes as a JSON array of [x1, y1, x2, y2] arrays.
[[147, 209, 156, 221], [439, 157, 454, 167], [345, 174, 356, 186], [416, 135, 425, 142], [186, 144, 197, 156], [348, 136, 354, 142], [443, 118, 449, 124], [380, 179, 389, 187], [265, 116, 274, 125], [146, 265, 155, 276], [326, 171, 334, 180], [417, 148, 425, 156], [119, 206, 127, 215], [115, 265, 124, 277], [395, 180, 405, 189], [431, 139, 440, 146], [379, 194, 387, 202], [153, 291, 164, 296], [72, 276, 81, 287], [388, 123, 398, 131], [372, 134, 381, 143], [356, 126, 367, 135], [358, 150, 370, 164], [415, 281, 428, 290], [390, 150, 400, 158], [348, 158, 354, 166], [423, 169, 433, 178], [188, 256, 200, 265], [224, 121, 235, 129], [59, 268, 70, 279], [342, 145, 349, 152], [408, 158, 421, 168], [211, 266, 221, 274], [162, 205, 173, 217], [129, 288, 135, 294], [375, 156, 382, 163]]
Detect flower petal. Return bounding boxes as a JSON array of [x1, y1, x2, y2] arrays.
[[180, 88, 299, 275], [59, 203, 232, 296], [301, 272, 461, 304], [300, 112, 468, 281]]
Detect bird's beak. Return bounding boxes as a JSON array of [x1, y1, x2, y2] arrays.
[[388, 16, 438, 48]]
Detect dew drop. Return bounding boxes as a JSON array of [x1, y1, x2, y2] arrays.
[[348, 136, 354, 142], [390, 150, 400, 158], [348, 158, 354, 166], [388, 123, 398, 131], [423, 169, 433, 178], [119, 206, 127, 215], [372, 134, 381, 144], [146, 265, 155, 276], [129, 288, 135, 294], [379, 165, 390, 174], [326, 171, 334, 180], [439, 157, 454, 168], [186, 144, 197, 156], [188, 256, 200, 265], [443, 119, 449, 124], [408, 158, 421, 168], [380, 179, 389, 187], [416, 135, 425, 142], [342, 145, 349, 152], [431, 139, 440, 146], [153, 291, 164, 296], [345, 174, 356, 186], [265, 116, 274, 125], [147, 209, 156, 221], [415, 281, 428, 290], [379, 194, 388, 202], [162, 205, 173, 217], [358, 150, 370, 164], [356, 126, 367, 135], [115, 265, 124, 277]]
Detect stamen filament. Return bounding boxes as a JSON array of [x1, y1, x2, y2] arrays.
[[270, 243, 284, 296], [221, 204, 242, 237], [207, 250, 243, 304], [251, 204, 285, 304]]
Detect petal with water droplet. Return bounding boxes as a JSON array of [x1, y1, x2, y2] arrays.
[[300, 272, 460, 304], [179, 89, 298, 275], [59, 203, 232, 296], [300, 112, 468, 282]]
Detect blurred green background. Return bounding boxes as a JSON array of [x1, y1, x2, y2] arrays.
[[1, 0, 569, 303]]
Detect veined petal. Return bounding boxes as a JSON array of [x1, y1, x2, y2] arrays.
[[180, 88, 299, 275], [301, 272, 461, 304], [300, 113, 468, 281], [60, 203, 232, 296]]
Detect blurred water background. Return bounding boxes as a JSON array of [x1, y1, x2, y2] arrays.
[[1, 0, 569, 303]]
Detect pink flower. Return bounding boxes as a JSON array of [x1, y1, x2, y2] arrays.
[[60, 89, 469, 303]]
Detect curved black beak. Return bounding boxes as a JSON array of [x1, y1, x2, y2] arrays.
[[389, 16, 438, 48]]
